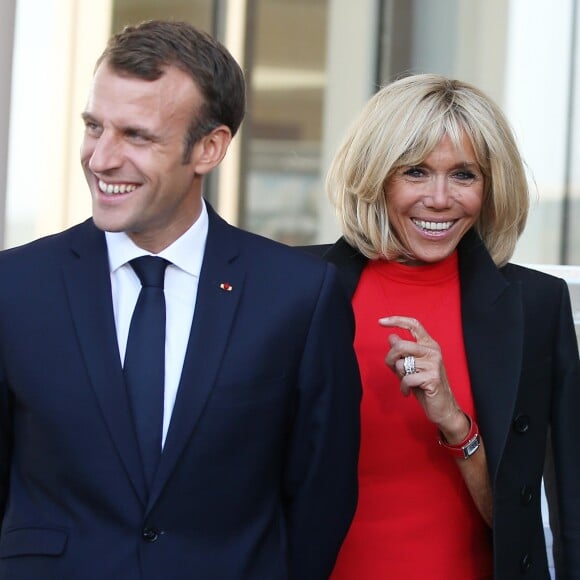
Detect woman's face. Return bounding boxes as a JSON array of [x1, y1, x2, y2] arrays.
[[385, 132, 484, 265]]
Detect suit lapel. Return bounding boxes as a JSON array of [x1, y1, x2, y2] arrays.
[[148, 208, 244, 508], [62, 220, 147, 504], [458, 230, 524, 482]]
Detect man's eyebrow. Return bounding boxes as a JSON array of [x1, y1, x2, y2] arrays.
[[81, 112, 97, 123]]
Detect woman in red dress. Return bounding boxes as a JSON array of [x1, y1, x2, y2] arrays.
[[318, 74, 580, 579]]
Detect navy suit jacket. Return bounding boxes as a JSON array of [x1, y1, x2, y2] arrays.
[[0, 206, 361, 580], [309, 231, 580, 580]]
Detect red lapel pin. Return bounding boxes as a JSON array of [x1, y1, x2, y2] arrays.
[[219, 282, 233, 292]]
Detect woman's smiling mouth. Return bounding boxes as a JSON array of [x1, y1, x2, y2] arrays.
[[411, 218, 456, 233]]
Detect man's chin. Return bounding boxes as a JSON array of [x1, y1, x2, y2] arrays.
[[91, 213, 127, 234]]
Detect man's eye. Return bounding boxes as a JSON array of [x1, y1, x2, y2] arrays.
[[84, 122, 101, 135], [125, 130, 150, 143]]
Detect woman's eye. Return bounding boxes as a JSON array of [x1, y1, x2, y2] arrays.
[[453, 170, 477, 182], [402, 167, 426, 179]]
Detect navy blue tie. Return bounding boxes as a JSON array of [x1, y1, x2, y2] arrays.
[[124, 256, 168, 487]]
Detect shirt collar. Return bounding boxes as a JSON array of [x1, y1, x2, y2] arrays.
[[105, 200, 208, 278]]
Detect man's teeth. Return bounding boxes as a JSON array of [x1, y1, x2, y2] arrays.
[[98, 180, 137, 195], [413, 219, 454, 231]]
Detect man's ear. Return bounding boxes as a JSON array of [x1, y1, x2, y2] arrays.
[[191, 125, 233, 175]]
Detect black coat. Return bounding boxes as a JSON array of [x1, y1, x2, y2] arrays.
[[310, 229, 580, 579]]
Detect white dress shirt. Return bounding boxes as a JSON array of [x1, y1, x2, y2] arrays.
[[105, 202, 208, 447]]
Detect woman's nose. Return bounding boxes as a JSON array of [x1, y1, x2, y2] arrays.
[[423, 175, 453, 209]]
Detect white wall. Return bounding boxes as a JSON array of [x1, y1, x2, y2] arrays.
[[5, 0, 111, 248], [0, 0, 16, 246], [505, 0, 575, 264], [317, 0, 380, 243]]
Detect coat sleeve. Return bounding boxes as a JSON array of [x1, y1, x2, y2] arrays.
[[283, 263, 361, 580], [0, 361, 13, 521], [544, 278, 580, 578]]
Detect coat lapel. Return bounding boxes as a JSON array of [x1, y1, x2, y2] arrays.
[[322, 237, 367, 300], [148, 208, 245, 508], [458, 230, 524, 482], [62, 220, 147, 504]]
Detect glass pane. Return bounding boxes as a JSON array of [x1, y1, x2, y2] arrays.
[[378, 0, 579, 266], [569, 159, 580, 264], [567, 16, 580, 265], [243, 0, 328, 245], [112, 0, 213, 33]]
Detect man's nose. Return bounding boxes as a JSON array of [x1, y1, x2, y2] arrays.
[[87, 132, 123, 173]]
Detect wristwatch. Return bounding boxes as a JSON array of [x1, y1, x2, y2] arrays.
[[438, 414, 481, 459]]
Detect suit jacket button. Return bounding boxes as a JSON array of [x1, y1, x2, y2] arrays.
[[142, 527, 160, 542], [513, 414, 530, 433], [520, 485, 533, 505], [520, 553, 532, 573]]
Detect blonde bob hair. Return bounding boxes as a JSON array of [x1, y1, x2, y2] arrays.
[[326, 74, 529, 266]]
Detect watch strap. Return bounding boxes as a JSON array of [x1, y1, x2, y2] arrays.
[[438, 413, 480, 459]]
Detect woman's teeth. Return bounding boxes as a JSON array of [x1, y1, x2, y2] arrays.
[[412, 219, 454, 232]]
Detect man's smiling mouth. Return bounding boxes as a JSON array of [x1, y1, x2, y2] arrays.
[[98, 179, 138, 195]]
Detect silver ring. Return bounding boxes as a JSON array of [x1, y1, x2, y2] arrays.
[[403, 355, 416, 376]]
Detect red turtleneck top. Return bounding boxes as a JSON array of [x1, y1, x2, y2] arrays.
[[331, 252, 492, 579]]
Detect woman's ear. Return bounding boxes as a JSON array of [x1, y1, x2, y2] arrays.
[[190, 125, 233, 175]]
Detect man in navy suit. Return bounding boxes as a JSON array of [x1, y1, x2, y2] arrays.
[[0, 21, 360, 579]]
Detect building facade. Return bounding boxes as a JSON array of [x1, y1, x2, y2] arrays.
[[1, 1, 579, 575], [2, 0, 578, 341], [1, 0, 579, 259]]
